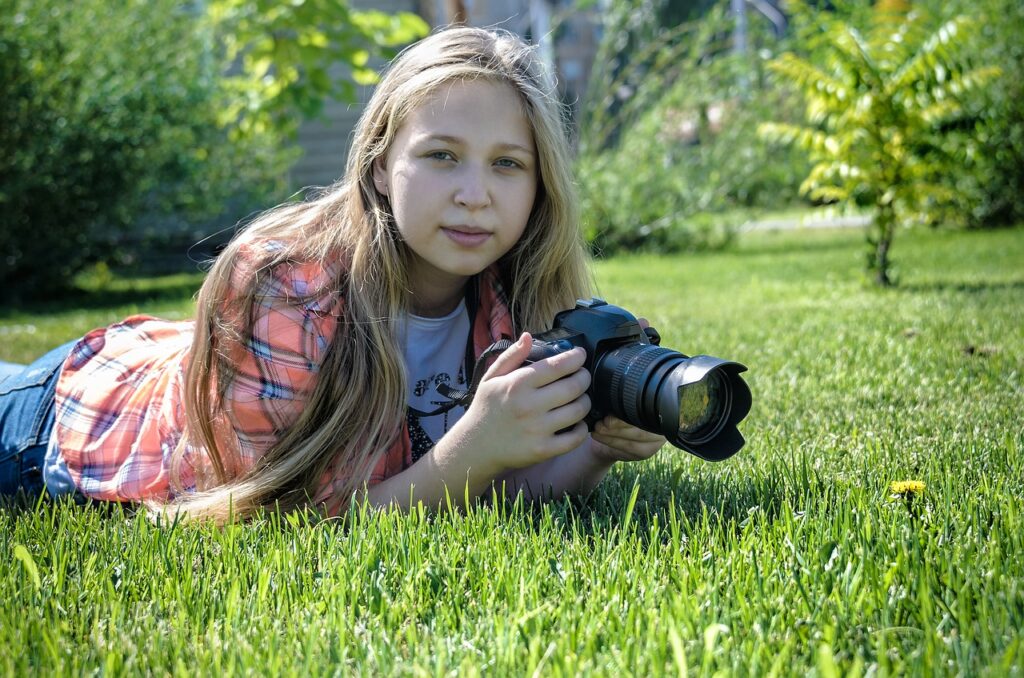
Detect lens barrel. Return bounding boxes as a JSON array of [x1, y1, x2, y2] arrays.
[[593, 343, 750, 460], [600, 344, 678, 431]]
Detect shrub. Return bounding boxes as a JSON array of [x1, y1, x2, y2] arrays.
[[0, 0, 292, 300], [206, 0, 428, 140], [576, 0, 810, 255], [938, 0, 1024, 228]]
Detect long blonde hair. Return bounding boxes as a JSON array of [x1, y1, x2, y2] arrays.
[[162, 27, 592, 522]]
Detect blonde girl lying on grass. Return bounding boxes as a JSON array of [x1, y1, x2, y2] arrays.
[[0, 27, 665, 522]]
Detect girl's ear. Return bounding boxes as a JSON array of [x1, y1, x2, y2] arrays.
[[372, 157, 389, 197]]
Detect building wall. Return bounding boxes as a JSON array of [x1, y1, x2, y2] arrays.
[[289, 0, 417, 190]]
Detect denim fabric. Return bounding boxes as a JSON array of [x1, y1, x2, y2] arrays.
[[0, 362, 25, 383], [0, 341, 77, 498]]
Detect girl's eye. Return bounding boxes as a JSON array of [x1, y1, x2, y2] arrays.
[[495, 158, 524, 169], [427, 151, 455, 162]]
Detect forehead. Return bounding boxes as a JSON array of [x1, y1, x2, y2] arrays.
[[397, 78, 535, 147]]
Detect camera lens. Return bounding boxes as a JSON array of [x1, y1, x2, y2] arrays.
[[592, 343, 750, 460], [678, 370, 725, 436]]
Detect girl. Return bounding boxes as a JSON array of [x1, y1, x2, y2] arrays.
[[0, 27, 665, 522]]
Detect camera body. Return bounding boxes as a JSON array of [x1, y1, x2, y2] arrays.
[[526, 298, 657, 427], [526, 298, 750, 461]]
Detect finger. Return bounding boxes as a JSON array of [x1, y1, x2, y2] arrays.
[[532, 367, 591, 411], [592, 433, 665, 459], [593, 429, 665, 448], [549, 421, 589, 453], [638, 317, 650, 330], [593, 428, 663, 448], [521, 346, 587, 388], [481, 332, 533, 381], [594, 416, 629, 433], [544, 394, 592, 433], [593, 417, 665, 444], [594, 416, 657, 436]]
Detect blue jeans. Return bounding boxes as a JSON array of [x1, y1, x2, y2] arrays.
[[0, 341, 77, 498]]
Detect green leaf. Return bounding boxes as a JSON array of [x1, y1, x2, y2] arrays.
[[351, 67, 379, 86]]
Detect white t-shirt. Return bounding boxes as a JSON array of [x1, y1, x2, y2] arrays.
[[397, 300, 472, 461]]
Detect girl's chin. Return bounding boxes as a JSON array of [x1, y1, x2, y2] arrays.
[[411, 263, 481, 286], [406, 248, 507, 286]]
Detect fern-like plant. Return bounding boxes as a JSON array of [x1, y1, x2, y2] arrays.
[[759, 1, 999, 285]]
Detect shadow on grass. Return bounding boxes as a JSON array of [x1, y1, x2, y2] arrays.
[[595, 470, 784, 526], [0, 491, 127, 518], [898, 279, 1024, 295], [507, 457, 807, 546], [2, 455, 805, 542], [0, 277, 203, 320]]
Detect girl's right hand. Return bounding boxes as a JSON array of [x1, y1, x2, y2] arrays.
[[444, 332, 592, 473]]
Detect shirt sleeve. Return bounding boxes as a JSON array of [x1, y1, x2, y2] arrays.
[[216, 242, 342, 471]]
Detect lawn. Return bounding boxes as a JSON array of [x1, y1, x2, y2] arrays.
[[2, 226, 1022, 675]]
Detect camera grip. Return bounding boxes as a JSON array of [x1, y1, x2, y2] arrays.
[[523, 338, 596, 435], [523, 338, 576, 365]]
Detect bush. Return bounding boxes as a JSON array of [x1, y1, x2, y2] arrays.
[[576, 0, 810, 255], [939, 0, 1024, 228], [0, 0, 291, 300], [781, 0, 1024, 231]]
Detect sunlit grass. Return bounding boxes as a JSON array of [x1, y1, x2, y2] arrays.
[[2, 225, 1022, 675]]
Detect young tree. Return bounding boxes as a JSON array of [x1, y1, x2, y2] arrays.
[[207, 0, 428, 140], [759, 2, 998, 285]]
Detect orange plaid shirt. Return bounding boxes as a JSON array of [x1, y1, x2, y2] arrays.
[[53, 239, 515, 512]]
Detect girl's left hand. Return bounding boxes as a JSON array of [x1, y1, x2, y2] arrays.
[[590, 416, 666, 463]]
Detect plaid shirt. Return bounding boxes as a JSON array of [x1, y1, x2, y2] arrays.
[[53, 240, 514, 511]]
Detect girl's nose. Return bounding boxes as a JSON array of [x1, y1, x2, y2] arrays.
[[454, 166, 491, 209]]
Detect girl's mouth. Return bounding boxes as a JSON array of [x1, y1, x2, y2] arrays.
[[442, 227, 491, 247]]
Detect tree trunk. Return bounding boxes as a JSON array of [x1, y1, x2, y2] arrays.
[[871, 205, 896, 286], [444, 0, 468, 24]]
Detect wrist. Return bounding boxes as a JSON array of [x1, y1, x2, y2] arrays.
[[586, 437, 619, 468], [430, 425, 507, 487]]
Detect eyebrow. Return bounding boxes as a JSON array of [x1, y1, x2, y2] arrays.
[[423, 134, 535, 156]]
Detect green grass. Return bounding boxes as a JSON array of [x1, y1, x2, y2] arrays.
[[2, 226, 1023, 675]]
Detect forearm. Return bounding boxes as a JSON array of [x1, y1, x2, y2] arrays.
[[361, 433, 503, 511], [363, 436, 614, 510], [492, 436, 615, 503]]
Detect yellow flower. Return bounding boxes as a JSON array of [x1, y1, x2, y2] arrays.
[[889, 480, 926, 496]]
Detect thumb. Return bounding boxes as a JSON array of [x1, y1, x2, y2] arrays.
[[481, 332, 532, 381]]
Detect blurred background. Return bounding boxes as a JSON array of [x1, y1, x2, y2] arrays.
[[2, 0, 1021, 299]]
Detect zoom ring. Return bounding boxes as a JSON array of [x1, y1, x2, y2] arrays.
[[617, 345, 668, 426]]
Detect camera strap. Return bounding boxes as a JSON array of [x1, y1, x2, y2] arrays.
[[407, 276, 514, 419], [408, 338, 514, 418]]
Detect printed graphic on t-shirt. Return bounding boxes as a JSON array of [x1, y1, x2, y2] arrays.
[[408, 363, 467, 461]]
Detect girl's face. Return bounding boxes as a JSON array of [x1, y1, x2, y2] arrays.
[[373, 79, 538, 315]]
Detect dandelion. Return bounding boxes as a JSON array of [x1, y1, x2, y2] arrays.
[[889, 480, 926, 497], [890, 480, 926, 518]]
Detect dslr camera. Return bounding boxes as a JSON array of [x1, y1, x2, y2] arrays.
[[526, 298, 750, 461]]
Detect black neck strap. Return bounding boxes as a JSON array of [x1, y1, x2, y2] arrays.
[[407, 277, 509, 419]]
